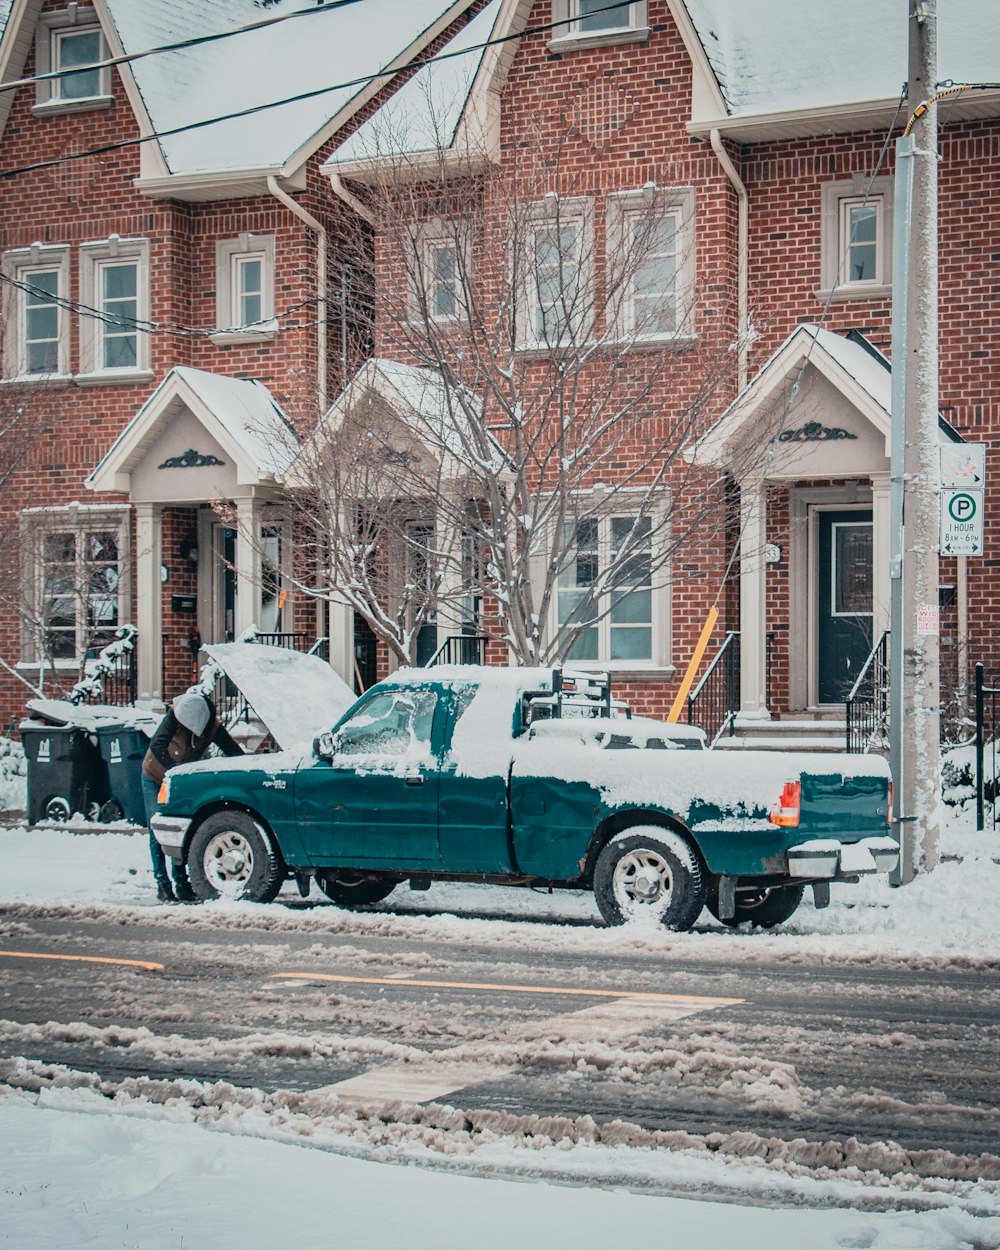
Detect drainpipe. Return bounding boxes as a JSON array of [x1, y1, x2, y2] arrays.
[[266, 175, 328, 415], [710, 128, 748, 391]]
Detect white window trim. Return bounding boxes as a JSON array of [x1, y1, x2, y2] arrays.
[[547, 500, 671, 673], [19, 502, 131, 667], [817, 175, 893, 302], [407, 219, 470, 326], [33, 8, 112, 116], [548, 0, 649, 51], [1, 244, 72, 380], [514, 196, 595, 353], [77, 236, 152, 381], [211, 234, 278, 344], [605, 186, 697, 347]]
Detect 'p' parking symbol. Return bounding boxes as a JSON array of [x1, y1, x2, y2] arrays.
[[948, 493, 977, 523]]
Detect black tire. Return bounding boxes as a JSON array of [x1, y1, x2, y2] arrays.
[[706, 880, 805, 929], [99, 798, 124, 823], [593, 827, 705, 931], [187, 811, 286, 903], [316, 870, 397, 907]]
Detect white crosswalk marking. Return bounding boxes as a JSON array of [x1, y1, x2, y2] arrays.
[[314, 993, 737, 1105]]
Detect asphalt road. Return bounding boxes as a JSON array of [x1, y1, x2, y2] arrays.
[[2, 901, 999, 1172]]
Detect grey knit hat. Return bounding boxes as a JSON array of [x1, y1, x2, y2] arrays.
[[173, 689, 211, 736]]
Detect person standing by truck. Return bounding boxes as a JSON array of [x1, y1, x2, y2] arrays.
[[141, 689, 243, 902]]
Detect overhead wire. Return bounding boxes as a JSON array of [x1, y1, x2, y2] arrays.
[[0, 0, 640, 181]]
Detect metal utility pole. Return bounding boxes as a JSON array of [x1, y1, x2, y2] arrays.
[[889, 0, 941, 882]]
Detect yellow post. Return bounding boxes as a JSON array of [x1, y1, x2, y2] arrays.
[[666, 605, 719, 723]]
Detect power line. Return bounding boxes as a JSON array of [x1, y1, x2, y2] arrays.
[[0, 0, 370, 96], [0, 1, 632, 181]]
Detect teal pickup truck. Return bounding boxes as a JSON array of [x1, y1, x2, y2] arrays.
[[152, 655, 897, 930]]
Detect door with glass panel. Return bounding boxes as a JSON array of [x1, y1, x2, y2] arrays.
[[816, 509, 873, 703]]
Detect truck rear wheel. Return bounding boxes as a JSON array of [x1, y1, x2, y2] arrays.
[[594, 827, 705, 931], [706, 881, 805, 929], [316, 871, 396, 907]]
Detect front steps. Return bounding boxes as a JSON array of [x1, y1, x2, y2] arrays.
[[714, 714, 848, 753]]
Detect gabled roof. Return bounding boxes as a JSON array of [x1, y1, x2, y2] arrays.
[[679, 0, 1000, 141], [689, 324, 894, 466], [689, 324, 963, 468], [86, 366, 298, 493], [307, 357, 508, 475], [327, 0, 505, 174], [0, 0, 481, 197]]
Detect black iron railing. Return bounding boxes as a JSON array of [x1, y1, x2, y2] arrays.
[[72, 627, 138, 707], [687, 631, 740, 747], [426, 634, 489, 666], [975, 663, 999, 832], [845, 630, 890, 753]]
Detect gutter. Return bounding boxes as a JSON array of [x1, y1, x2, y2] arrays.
[[709, 128, 748, 392], [266, 175, 328, 415]]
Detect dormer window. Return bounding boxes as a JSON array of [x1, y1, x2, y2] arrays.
[[34, 8, 112, 114]]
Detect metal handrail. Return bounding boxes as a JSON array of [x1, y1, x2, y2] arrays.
[[844, 630, 890, 753], [425, 634, 489, 666], [687, 631, 740, 747]]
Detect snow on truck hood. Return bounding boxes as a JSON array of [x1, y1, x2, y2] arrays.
[[203, 643, 356, 750]]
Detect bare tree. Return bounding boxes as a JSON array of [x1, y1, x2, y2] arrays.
[[279, 91, 771, 669]]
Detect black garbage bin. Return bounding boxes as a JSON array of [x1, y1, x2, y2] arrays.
[[21, 721, 109, 825], [93, 721, 150, 825]]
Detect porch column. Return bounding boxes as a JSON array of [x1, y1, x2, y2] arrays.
[[736, 478, 770, 721], [234, 497, 262, 638], [871, 472, 891, 638], [134, 502, 163, 704], [327, 599, 354, 688]]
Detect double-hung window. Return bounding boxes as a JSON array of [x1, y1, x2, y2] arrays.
[[517, 198, 593, 349], [606, 187, 695, 343], [408, 222, 468, 325], [78, 237, 151, 379], [213, 235, 277, 341], [2, 246, 71, 378], [34, 11, 111, 113], [22, 506, 129, 665], [556, 513, 659, 665], [819, 177, 893, 301], [549, 0, 649, 47]]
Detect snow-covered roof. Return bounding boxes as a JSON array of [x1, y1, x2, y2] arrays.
[[86, 366, 298, 494], [328, 0, 504, 169], [318, 358, 509, 475], [682, 0, 997, 120], [0, 1, 480, 187]]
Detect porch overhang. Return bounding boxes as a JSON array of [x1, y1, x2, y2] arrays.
[[85, 366, 298, 501]]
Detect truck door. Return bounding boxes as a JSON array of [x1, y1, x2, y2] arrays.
[[435, 685, 514, 873], [294, 686, 442, 867]]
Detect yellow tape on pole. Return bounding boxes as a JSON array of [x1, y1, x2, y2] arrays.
[[666, 605, 719, 723]]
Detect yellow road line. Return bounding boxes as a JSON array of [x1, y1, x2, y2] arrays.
[[0, 949, 163, 972], [270, 972, 743, 1005]]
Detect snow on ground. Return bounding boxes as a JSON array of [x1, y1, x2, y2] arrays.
[[3, 768, 1000, 1246]]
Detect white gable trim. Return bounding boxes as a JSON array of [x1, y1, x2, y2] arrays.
[[86, 368, 286, 495], [689, 326, 892, 467]]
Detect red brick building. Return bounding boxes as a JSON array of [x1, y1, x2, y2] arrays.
[[0, 0, 997, 743]]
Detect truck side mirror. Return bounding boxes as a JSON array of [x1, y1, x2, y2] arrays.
[[313, 731, 336, 761]]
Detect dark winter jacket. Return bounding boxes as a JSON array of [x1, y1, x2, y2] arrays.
[[141, 698, 243, 786]]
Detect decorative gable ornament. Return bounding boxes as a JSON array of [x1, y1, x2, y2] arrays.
[[158, 449, 226, 469]]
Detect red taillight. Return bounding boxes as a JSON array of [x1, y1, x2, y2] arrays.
[[768, 779, 801, 828], [887, 780, 893, 825]]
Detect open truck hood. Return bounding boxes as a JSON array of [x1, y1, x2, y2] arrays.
[[203, 642, 357, 750]]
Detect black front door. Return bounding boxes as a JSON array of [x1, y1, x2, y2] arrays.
[[816, 509, 873, 703]]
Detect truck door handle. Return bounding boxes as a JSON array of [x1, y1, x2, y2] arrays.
[[405, 772, 424, 786]]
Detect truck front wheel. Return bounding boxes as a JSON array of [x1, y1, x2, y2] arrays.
[[593, 827, 705, 931], [188, 811, 285, 903]]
